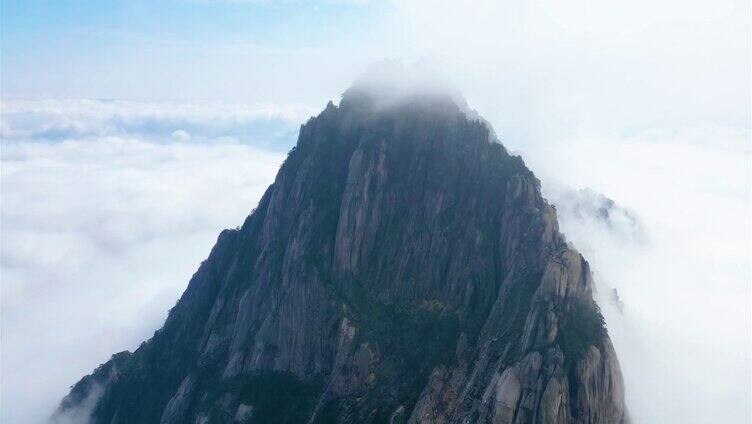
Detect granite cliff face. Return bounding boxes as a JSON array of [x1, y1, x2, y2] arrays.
[[56, 84, 626, 424]]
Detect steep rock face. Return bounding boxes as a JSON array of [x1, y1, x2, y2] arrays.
[[55, 86, 625, 424]]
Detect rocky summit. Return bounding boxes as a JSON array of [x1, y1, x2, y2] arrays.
[[56, 81, 626, 424]]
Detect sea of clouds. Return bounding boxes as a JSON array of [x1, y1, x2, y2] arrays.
[[0, 98, 316, 149], [528, 127, 751, 423], [2, 95, 749, 423], [1, 100, 297, 423]]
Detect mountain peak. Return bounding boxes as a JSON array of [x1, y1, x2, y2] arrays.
[[55, 79, 625, 424]]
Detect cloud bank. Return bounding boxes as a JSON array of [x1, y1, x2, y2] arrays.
[[1, 131, 287, 423], [389, 0, 749, 151], [529, 126, 751, 423], [3, 95, 748, 424], [1, 99, 316, 149]]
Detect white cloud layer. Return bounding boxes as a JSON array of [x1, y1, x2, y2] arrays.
[[2, 99, 748, 424], [389, 0, 749, 150], [1, 136, 285, 424], [0, 99, 316, 149], [527, 126, 751, 423]]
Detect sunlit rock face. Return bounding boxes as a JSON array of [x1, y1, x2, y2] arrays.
[[55, 82, 626, 424]]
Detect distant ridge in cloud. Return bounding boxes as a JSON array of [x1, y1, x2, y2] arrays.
[[525, 125, 751, 424]]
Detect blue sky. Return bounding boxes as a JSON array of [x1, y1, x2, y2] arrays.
[[2, 0, 393, 103], [2, 0, 388, 53]]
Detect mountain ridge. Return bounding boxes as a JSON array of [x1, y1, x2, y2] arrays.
[[55, 85, 626, 424]]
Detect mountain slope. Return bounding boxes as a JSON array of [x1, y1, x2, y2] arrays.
[[56, 84, 625, 424]]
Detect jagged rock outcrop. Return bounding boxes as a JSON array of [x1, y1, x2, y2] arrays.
[[55, 80, 626, 424]]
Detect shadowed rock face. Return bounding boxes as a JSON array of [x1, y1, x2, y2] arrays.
[[55, 85, 626, 424]]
